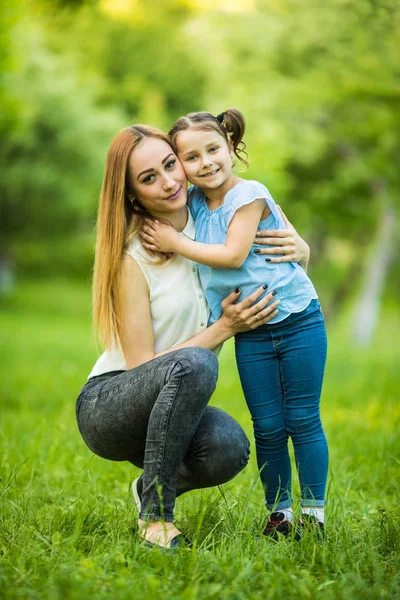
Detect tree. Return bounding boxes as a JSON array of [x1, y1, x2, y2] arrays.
[[183, 0, 400, 325], [0, 10, 124, 260]]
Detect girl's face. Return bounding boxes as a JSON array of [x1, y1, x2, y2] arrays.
[[129, 137, 188, 218], [175, 128, 233, 190]]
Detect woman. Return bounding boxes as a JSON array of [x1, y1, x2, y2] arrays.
[[76, 125, 310, 550]]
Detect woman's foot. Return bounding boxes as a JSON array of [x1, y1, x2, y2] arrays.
[[137, 519, 190, 549]]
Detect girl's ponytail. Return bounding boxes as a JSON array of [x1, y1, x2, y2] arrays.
[[220, 108, 249, 168]]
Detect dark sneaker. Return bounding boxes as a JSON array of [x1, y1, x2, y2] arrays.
[[300, 514, 324, 538], [263, 512, 298, 540]]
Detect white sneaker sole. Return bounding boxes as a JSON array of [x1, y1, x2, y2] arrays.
[[131, 478, 142, 512]]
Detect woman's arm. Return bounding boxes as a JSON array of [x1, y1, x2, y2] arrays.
[[255, 207, 310, 271], [119, 254, 280, 369], [140, 200, 266, 269]]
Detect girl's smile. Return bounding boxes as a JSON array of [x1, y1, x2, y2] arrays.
[[200, 168, 221, 178]]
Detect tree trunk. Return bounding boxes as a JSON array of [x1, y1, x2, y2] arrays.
[[0, 253, 15, 296], [352, 182, 397, 347]]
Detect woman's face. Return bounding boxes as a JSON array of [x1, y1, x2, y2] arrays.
[[129, 137, 188, 218]]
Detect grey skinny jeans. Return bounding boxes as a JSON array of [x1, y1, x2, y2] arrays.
[[76, 347, 250, 521]]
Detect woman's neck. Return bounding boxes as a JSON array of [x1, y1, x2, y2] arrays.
[[204, 173, 243, 210], [150, 205, 188, 232]]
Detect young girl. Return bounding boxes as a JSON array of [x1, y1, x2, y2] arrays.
[[140, 109, 328, 538]]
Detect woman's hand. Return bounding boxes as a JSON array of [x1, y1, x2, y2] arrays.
[[219, 285, 280, 335], [254, 207, 310, 270], [140, 218, 179, 254]]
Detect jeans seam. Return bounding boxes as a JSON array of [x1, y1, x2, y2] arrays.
[[278, 347, 291, 505], [293, 408, 328, 504], [159, 360, 183, 483], [144, 359, 184, 519]]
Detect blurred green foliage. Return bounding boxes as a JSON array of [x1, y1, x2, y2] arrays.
[[1, 0, 399, 308]]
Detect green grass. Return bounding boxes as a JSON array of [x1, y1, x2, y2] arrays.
[[1, 279, 399, 600]]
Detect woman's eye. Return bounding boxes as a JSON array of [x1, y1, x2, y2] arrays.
[[165, 159, 176, 169], [143, 174, 155, 183]]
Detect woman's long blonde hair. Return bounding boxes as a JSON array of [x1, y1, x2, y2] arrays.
[[93, 124, 172, 350]]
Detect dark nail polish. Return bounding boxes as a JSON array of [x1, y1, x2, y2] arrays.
[[265, 258, 271, 262], [235, 288, 240, 293], [271, 290, 277, 296], [254, 249, 261, 254], [262, 284, 268, 290]]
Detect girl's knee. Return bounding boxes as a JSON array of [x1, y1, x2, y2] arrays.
[[254, 418, 287, 447], [285, 412, 323, 439]]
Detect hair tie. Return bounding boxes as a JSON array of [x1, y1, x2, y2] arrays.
[[216, 112, 225, 123]]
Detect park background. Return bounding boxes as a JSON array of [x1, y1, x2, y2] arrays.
[[1, 0, 399, 598]]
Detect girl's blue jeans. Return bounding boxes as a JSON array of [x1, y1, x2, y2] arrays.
[[235, 299, 328, 511]]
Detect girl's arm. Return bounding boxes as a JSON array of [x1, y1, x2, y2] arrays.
[[119, 254, 280, 369], [141, 199, 266, 269]]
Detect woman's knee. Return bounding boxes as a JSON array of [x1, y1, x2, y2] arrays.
[[168, 347, 219, 396]]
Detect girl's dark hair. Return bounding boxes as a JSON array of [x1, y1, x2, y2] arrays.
[[168, 108, 249, 168]]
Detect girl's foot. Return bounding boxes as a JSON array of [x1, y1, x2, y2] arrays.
[[137, 519, 191, 549], [300, 514, 325, 538], [263, 512, 300, 540], [300, 507, 325, 538]]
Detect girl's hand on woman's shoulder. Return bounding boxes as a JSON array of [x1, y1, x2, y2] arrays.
[[219, 285, 280, 335], [140, 218, 180, 254], [254, 207, 310, 270]]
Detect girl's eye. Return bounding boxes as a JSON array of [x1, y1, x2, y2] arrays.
[[187, 155, 197, 161], [210, 146, 219, 152], [165, 159, 176, 170], [143, 174, 156, 184]]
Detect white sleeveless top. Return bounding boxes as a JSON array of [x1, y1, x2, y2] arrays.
[[88, 209, 211, 378]]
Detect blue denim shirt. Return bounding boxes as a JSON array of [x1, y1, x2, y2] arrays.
[[188, 180, 318, 325]]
